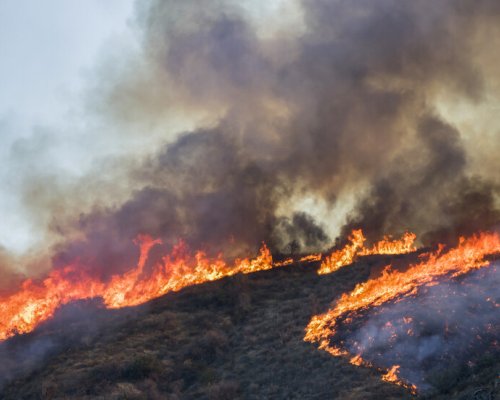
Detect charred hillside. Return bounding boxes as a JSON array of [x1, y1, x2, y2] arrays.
[[1, 2, 500, 399], [1, 255, 498, 400]]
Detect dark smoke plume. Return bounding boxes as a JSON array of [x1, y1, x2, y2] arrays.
[[35, 0, 500, 271]]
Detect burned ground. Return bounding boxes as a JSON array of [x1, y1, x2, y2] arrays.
[[1, 255, 498, 400]]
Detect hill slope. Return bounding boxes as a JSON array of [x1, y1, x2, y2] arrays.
[[0, 256, 497, 399]]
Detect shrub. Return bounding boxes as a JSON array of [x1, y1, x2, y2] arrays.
[[206, 380, 240, 400], [121, 354, 162, 381], [184, 329, 228, 363]]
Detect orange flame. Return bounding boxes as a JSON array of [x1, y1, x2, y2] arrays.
[[0, 229, 418, 342], [304, 231, 500, 391], [381, 365, 417, 392], [318, 230, 416, 274], [274, 258, 293, 267], [349, 354, 366, 366], [0, 238, 274, 342], [381, 365, 401, 383], [299, 253, 322, 263]]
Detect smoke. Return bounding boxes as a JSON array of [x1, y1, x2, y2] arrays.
[[274, 212, 329, 254], [0, 335, 56, 389], [0, 248, 18, 293], [76, 0, 499, 262], [341, 117, 500, 245], [5, 0, 500, 273], [342, 263, 499, 392], [2, 2, 500, 391], [0, 298, 141, 389]]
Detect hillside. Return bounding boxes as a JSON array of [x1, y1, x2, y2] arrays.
[[0, 255, 498, 400]]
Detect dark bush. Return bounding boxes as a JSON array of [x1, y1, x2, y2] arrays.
[[205, 380, 240, 400], [184, 329, 228, 363], [427, 363, 468, 394], [121, 354, 162, 381]]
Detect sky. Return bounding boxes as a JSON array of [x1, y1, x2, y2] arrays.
[[0, 0, 134, 253], [0, 0, 305, 256], [0, 0, 498, 261]]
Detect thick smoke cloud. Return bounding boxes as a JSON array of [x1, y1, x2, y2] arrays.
[[341, 117, 500, 245], [48, 0, 500, 273]]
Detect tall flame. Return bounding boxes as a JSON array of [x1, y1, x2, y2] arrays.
[[0, 228, 418, 343], [0, 237, 273, 342], [304, 231, 500, 389], [381, 365, 402, 384]]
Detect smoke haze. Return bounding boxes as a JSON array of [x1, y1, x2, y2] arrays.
[[344, 263, 499, 391], [2, 0, 500, 276]]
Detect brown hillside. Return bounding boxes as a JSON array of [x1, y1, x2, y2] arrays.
[[0, 255, 497, 400]]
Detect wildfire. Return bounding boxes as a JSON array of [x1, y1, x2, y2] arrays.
[[380, 365, 417, 392], [299, 254, 323, 263], [349, 354, 366, 366], [1, 228, 497, 394], [0, 237, 274, 342], [317, 230, 416, 274], [304, 231, 500, 391], [274, 258, 293, 267], [0, 228, 418, 342], [381, 365, 401, 383]]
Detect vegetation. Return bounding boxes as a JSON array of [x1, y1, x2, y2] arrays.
[[0, 256, 497, 399]]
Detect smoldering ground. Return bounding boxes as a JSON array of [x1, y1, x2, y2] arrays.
[[337, 263, 500, 393]]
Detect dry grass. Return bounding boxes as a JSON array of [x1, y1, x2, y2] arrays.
[[0, 255, 497, 399]]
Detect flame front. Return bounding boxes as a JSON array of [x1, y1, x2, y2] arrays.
[[0, 237, 273, 342], [381, 365, 401, 384], [304, 231, 500, 390], [318, 230, 416, 274], [0, 229, 420, 343]]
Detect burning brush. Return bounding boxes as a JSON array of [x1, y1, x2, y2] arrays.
[[304, 231, 500, 394], [1, 226, 499, 396], [0, 229, 416, 343]]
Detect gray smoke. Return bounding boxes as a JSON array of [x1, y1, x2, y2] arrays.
[[0, 298, 139, 390], [51, 0, 500, 274]]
